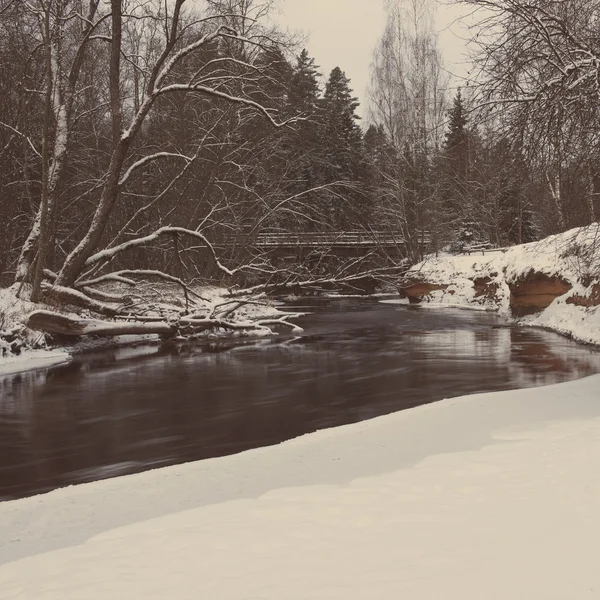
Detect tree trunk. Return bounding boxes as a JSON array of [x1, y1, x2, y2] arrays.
[[55, 142, 129, 286], [55, 1, 127, 287], [27, 310, 176, 336], [547, 171, 566, 231], [30, 9, 54, 301], [586, 165, 597, 224]]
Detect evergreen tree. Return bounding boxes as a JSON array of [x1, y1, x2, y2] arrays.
[[440, 91, 539, 248], [364, 125, 394, 171], [288, 49, 321, 116], [278, 49, 324, 227], [483, 138, 538, 245], [253, 46, 293, 110], [288, 49, 322, 170], [321, 67, 366, 227], [322, 67, 362, 175], [444, 89, 469, 182], [439, 88, 486, 244]]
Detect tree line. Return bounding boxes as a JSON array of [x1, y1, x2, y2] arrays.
[[1, 0, 599, 304], [0, 0, 380, 297], [365, 0, 600, 261]]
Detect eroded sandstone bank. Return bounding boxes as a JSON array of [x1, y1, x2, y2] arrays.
[[397, 225, 600, 344]]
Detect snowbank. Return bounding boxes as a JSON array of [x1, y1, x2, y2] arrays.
[[1, 374, 600, 598], [0, 285, 70, 374], [0, 349, 70, 376], [404, 224, 600, 345]]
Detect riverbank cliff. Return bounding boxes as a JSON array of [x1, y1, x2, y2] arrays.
[[399, 224, 600, 346]]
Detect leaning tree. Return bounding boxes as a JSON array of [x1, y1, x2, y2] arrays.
[[0, 0, 401, 338]]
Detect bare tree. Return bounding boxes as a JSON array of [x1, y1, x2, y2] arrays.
[[461, 0, 600, 230], [369, 0, 447, 151], [367, 0, 448, 259], [4, 0, 298, 291], [11, 0, 108, 293]]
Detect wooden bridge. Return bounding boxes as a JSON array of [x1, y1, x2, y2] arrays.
[[217, 230, 429, 264], [250, 230, 415, 250]]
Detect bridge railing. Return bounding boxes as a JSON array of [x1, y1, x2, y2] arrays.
[[250, 231, 414, 247]]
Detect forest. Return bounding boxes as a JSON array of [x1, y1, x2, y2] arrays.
[[0, 0, 599, 338]]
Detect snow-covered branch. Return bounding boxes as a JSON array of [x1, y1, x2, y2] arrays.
[[156, 83, 298, 128], [118, 152, 194, 186], [84, 226, 237, 276], [0, 121, 41, 157]]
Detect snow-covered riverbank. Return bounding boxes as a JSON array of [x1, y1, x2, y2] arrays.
[[403, 224, 600, 346], [0, 284, 297, 376], [1, 374, 600, 598]]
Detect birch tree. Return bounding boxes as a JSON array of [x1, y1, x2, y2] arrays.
[[368, 0, 448, 259]]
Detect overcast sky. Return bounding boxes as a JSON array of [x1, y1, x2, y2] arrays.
[[274, 0, 474, 119]]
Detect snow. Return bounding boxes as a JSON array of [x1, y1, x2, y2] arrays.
[[379, 297, 410, 305], [1, 374, 600, 598], [0, 285, 51, 362], [0, 349, 70, 376], [408, 224, 600, 345], [521, 297, 600, 346]]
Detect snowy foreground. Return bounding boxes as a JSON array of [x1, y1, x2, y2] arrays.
[[2, 375, 600, 598]]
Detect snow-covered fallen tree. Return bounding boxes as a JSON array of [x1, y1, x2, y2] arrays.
[[0, 279, 307, 374], [26, 307, 304, 338]]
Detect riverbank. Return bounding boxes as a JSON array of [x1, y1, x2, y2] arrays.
[[400, 224, 600, 346], [0, 284, 297, 376], [1, 373, 600, 597]]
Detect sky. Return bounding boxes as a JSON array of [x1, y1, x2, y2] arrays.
[[274, 0, 474, 119]]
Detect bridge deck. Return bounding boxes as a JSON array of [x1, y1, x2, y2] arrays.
[[251, 231, 413, 247]]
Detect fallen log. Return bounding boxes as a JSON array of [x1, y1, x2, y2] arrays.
[[26, 310, 301, 338], [27, 310, 175, 336]]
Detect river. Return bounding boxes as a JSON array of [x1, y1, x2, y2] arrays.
[[1, 298, 600, 500]]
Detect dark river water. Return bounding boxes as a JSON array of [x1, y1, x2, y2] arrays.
[[2, 298, 600, 500]]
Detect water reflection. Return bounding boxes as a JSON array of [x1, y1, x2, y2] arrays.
[[1, 299, 600, 500]]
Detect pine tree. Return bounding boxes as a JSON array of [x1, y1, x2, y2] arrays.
[[288, 49, 322, 162], [289, 49, 321, 116], [321, 67, 366, 227], [444, 88, 469, 182], [280, 49, 324, 226], [440, 88, 484, 244], [253, 46, 293, 110], [322, 67, 362, 172]]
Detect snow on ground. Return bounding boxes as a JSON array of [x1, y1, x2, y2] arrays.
[[0, 349, 70, 376], [409, 224, 600, 345], [521, 296, 600, 346], [0, 285, 70, 374], [1, 374, 600, 598]]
